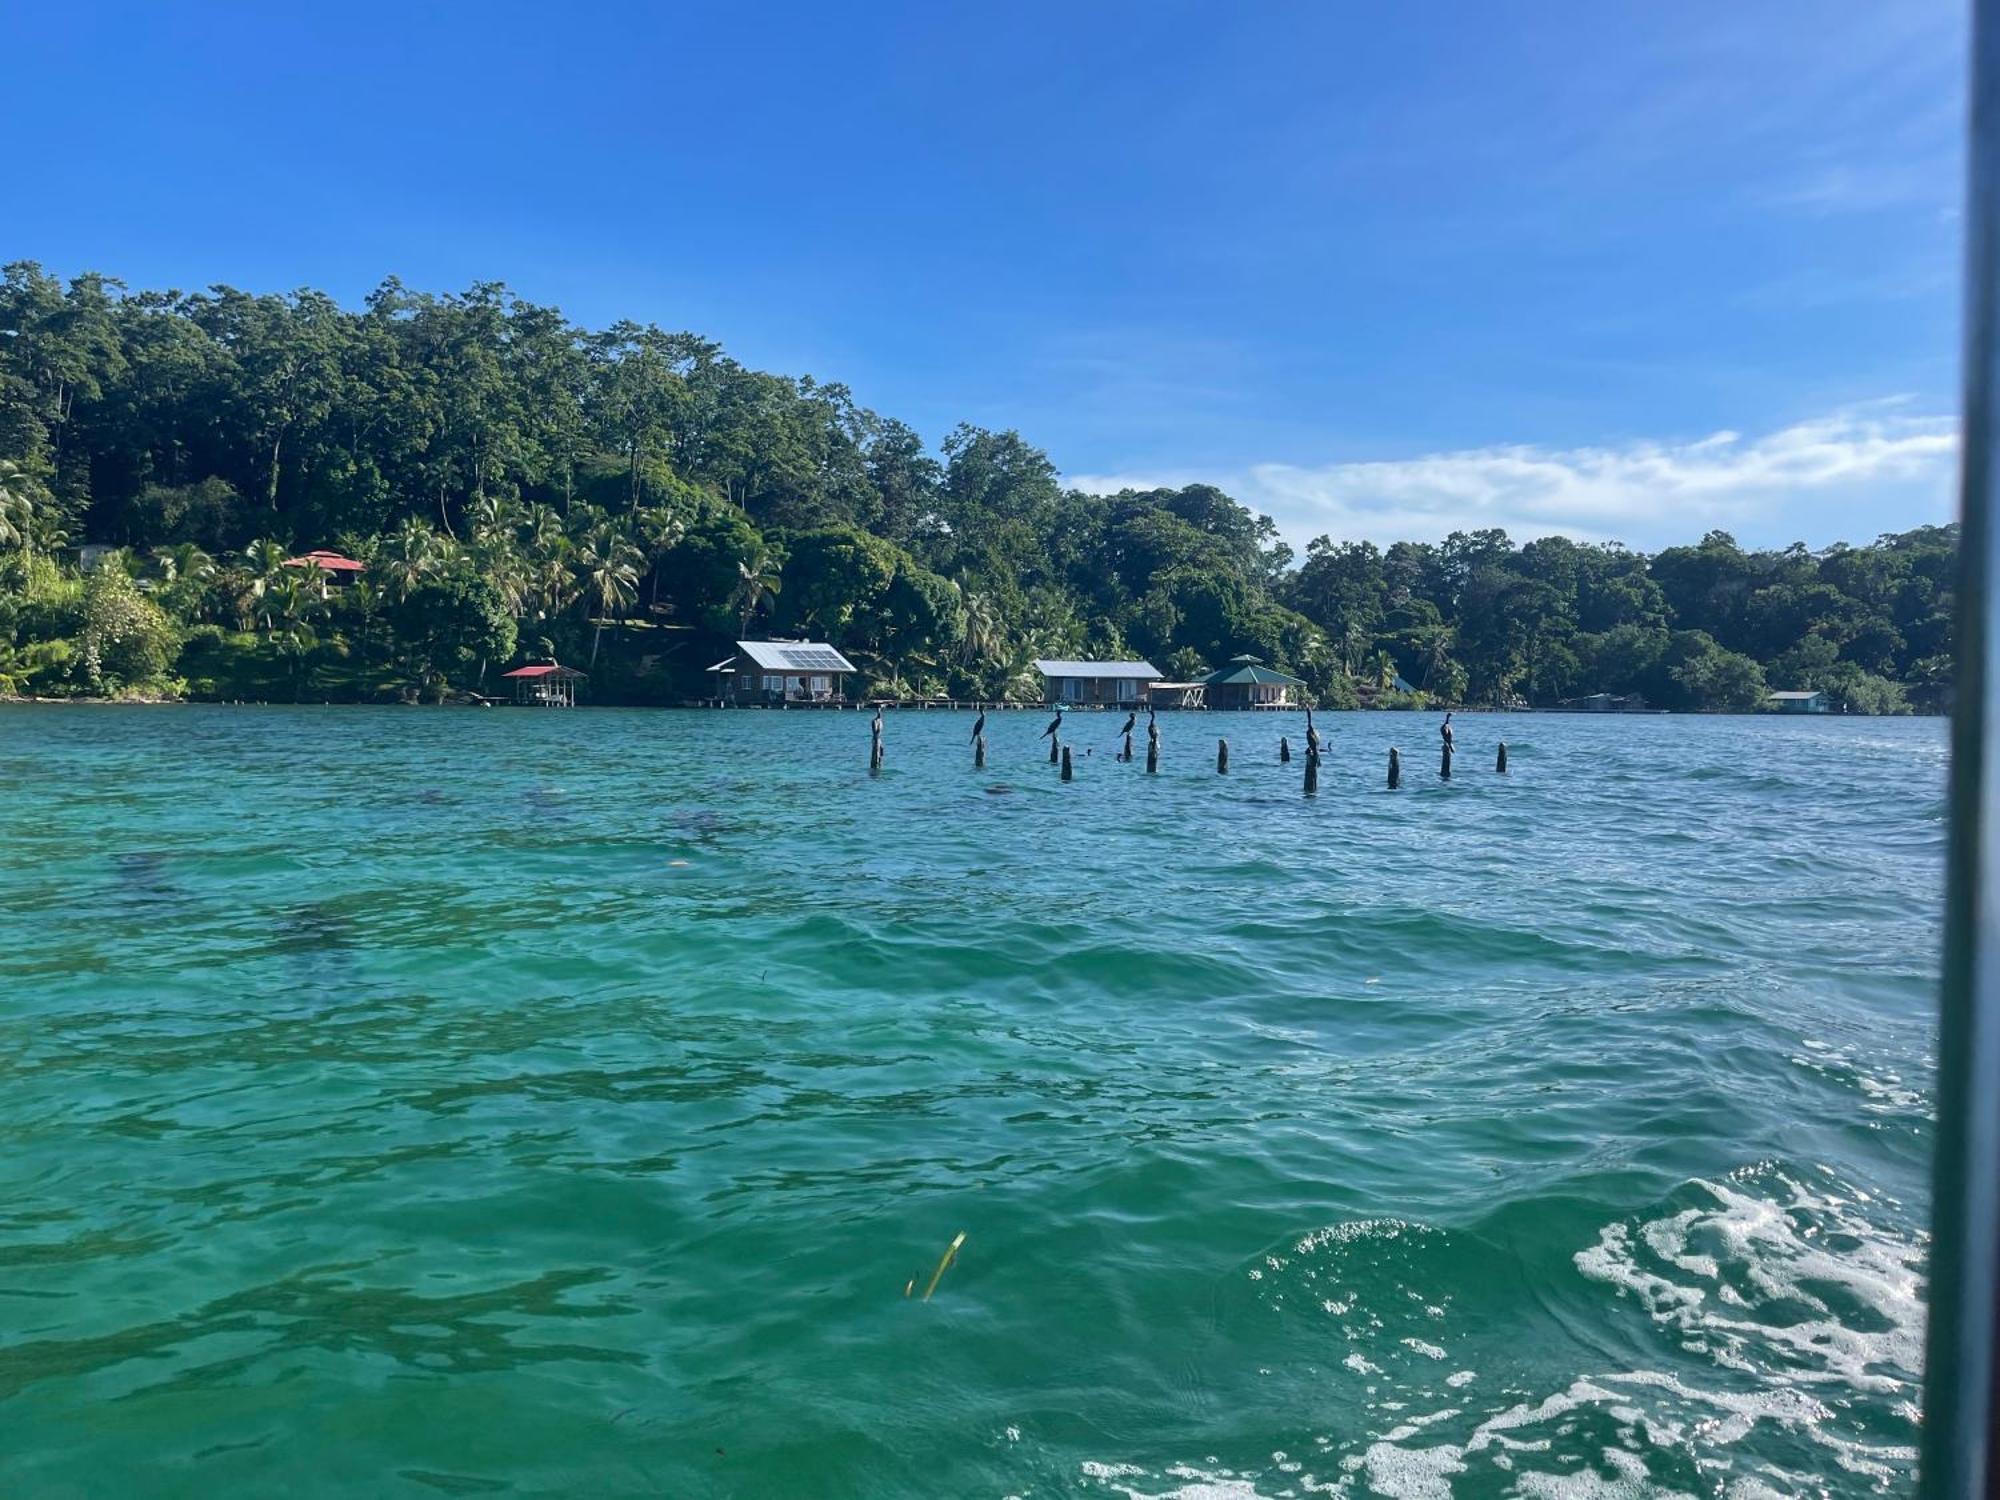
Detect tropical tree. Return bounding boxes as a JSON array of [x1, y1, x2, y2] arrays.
[[0, 459, 43, 555], [574, 520, 642, 665], [730, 551, 783, 638]]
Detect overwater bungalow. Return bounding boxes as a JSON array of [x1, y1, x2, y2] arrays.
[[1148, 680, 1208, 710], [1033, 659, 1161, 707], [708, 640, 858, 705], [1555, 692, 1648, 713], [502, 662, 586, 706], [1767, 689, 1828, 714], [1203, 655, 1304, 709]]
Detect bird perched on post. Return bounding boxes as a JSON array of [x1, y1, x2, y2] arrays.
[[872, 705, 884, 738], [1115, 709, 1136, 741], [971, 709, 986, 742], [1041, 707, 1064, 740], [1305, 705, 1322, 757]]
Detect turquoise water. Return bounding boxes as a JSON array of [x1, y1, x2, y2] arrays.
[[0, 705, 1942, 1498]]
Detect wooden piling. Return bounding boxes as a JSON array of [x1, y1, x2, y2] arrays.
[[1048, 737, 1060, 765], [1440, 742, 1453, 780], [974, 733, 986, 769], [1387, 747, 1401, 789], [1304, 746, 1319, 795], [1121, 731, 1133, 763], [1147, 736, 1159, 774], [1280, 735, 1291, 764], [1061, 745, 1073, 781], [1496, 741, 1508, 774], [870, 728, 884, 770], [1217, 738, 1229, 774]]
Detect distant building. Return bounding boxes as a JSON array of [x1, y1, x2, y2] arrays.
[[502, 662, 585, 707], [1148, 680, 1208, 710], [1767, 689, 1827, 714], [283, 550, 367, 590], [1557, 692, 1649, 713], [708, 640, 858, 705], [76, 543, 118, 573], [1203, 654, 1304, 709], [1033, 659, 1160, 706]]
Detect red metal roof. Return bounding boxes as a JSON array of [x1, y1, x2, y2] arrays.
[[283, 550, 365, 572], [501, 664, 586, 678]]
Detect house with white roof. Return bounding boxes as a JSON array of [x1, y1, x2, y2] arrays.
[[707, 640, 859, 705], [1033, 658, 1161, 707]]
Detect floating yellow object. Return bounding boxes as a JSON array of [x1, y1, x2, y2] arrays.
[[921, 1231, 967, 1302]]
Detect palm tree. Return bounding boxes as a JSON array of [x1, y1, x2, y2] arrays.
[[637, 503, 686, 612], [151, 542, 217, 620], [0, 460, 40, 557], [1419, 626, 1455, 690], [960, 587, 1003, 665], [731, 552, 782, 638], [237, 538, 292, 628], [152, 541, 216, 588], [575, 523, 642, 666], [266, 569, 325, 700], [379, 517, 440, 603]]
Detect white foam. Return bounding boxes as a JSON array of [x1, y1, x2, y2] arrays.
[[1081, 1169, 1922, 1496]]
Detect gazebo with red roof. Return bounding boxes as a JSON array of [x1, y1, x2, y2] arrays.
[[500, 662, 586, 707], [282, 550, 367, 592]]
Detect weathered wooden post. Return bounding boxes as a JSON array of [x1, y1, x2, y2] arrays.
[[1496, 741, 1508, 774], [1440, 741, 1453, 780], [1387, 747, 1401, 789], [974, 734, 986, 769], [1217, 738, 1229, 774], [1121, 731, 1133, 763], [1061, 745, 1073, 781], [871, 727, 884, 770], [1048, 736, 1060, 765], [1147, 727, 1160, 774], [1280, 735, 1291, 764], [1304, 746, 1319, 795]]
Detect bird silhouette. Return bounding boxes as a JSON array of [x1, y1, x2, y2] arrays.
[[872, 706, 884, 736], [1041, 708, 1064, 740], [1116, 710, 1136, 740], [971, 709, 986, 742]]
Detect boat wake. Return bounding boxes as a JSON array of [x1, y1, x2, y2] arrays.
[[1072, 1163, 1925, 1498]]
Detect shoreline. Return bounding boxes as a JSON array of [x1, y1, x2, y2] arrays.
[[0, 694, 1945, 718]]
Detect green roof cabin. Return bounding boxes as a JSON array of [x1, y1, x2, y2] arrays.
[[1203, 654, 1304, 709]]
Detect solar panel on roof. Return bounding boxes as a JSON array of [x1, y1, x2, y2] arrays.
[[781, 648, 847, 669]]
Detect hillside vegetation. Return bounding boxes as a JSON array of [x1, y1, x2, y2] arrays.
[[0, 263, 1951, 711]]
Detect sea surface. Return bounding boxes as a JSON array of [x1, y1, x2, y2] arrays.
[[0, 704, 1943, 1498]]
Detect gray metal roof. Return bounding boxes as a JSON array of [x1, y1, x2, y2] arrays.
[[1033, 659, 1161, 679], [735, 640, 858, 673], [1767, 690, 1824, 700]]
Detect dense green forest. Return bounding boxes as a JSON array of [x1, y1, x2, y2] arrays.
[[0, 262, 1954, 711]]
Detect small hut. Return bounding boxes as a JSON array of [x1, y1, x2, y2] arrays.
[[283, 550, 367, 595], [1203, 654, 1304, 709], [501, 663, 586, 707]]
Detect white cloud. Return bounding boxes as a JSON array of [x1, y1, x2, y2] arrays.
[[1067, 403, 1958, 551]]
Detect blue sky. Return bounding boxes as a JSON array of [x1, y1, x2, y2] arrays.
[[4, 1, 1966, 552]]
